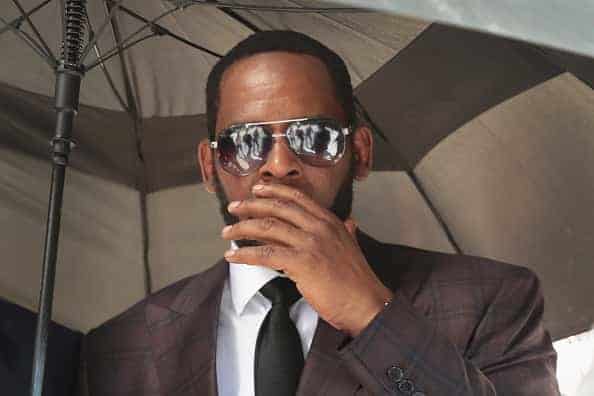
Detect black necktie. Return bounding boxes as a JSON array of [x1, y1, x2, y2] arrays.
[[254, 277, 304, 396]]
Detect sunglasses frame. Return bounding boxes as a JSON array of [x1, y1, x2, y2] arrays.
[[210, 116, 351, 176]]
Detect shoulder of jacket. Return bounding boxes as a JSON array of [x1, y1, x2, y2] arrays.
[[84, 268, 215, 344], [370, 235, 539, 293]]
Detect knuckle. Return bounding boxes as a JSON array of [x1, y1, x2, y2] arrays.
[[259, 217, 275, 231], [292, 189, 306, 201], [260, 245, 275, 258], [271, 199, 287, 209]]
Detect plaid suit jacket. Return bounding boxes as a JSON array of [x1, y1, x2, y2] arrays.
[[81, 232, 560, 395]]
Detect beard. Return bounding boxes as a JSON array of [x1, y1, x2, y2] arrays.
[[212, 161, 355, 248]]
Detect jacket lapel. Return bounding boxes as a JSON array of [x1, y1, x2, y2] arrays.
[[145, 260, 229, 396]]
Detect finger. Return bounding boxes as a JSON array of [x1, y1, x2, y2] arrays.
[[222, 217, 312, 248], [224, 245, 299, 274], [227, 198, 319, 232], [251, 184, 338, 224]]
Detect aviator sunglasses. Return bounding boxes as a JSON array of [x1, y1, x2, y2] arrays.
[[210, 117, 351, 176]]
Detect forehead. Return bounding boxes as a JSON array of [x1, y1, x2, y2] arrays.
[[216, 52, 345, 130]]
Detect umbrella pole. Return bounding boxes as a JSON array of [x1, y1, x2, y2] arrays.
[[30, 69, 81, 396], [30, 1, 86, 395]]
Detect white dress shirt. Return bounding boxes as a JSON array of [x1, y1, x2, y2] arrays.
[[216, 248, 319, 396]]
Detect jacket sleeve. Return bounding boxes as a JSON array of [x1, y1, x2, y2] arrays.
[[338, 267, 560, 395]]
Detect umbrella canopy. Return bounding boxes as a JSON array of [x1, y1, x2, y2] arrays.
[[0, 0, 592, 348]]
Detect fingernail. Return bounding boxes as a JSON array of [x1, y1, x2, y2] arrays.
[[228, 201, 240, 210], [222, 225, 231, 234], [224, 249, 235, 258], [252, 184, 264, 192]]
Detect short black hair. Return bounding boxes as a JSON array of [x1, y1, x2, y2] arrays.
[[206, 30, 356, 140]]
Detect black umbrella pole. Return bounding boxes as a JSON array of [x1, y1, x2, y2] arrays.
[[30, 68, 81, 396]]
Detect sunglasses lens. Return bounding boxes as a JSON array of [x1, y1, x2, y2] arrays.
[[216, 118, 347, 175], [286, 119, 346, 166], [217, 125, 271, 175]]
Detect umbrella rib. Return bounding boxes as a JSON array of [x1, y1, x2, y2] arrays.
[[79, 0, 126, 64], [59, 0, 65, 57], [0, 15, 56, 69], [87, 17, 130, 112], [82, 3, 185, 70], [177, 0, 372, 13], [215, 4, 261, 33], [355, 97, 463, 254], [104, 0, 153, 295], [103, 0, 140, 117], [117, 5, 224, 58], [85, 33, 156, 71], [0, 0, 52, 36], [10, 0, 57, 64], [406, 170, 463, 254]]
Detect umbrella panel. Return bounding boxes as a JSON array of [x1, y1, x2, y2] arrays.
[[0, 145, 146, 332], [415, 73, 594, 339]]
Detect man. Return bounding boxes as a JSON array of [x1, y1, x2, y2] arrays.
[[81, 31, 560, 395]]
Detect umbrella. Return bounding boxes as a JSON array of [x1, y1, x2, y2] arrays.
[[0, 1, 593, 394]]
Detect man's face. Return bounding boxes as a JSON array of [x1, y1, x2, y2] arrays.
[[199, 51, 372, 233]]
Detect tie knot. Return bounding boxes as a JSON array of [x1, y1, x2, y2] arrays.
[[260, 277, 301, 307]]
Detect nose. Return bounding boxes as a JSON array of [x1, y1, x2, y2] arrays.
[[258, 127, 302, 181]]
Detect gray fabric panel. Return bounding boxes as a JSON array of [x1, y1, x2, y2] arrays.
[[106, 0, 424, 117], [146, 185, 227, 292], [114, 1, 247, 118], [0, 83, 138, 188], [0, 146, 146, 332], [146, 171, 455, 292], [352, 172, 456, 253], [216, 0, 427, 87], [355, 24, 563, 170], [415, 74, 594, 340], [141, 114, 208, 192]]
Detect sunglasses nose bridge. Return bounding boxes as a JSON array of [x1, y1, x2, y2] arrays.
[[258, 125, 302, 179], [268, 122, 294, 149]]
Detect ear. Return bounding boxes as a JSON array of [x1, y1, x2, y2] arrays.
[[351, 125, 373, 181], [197, 139, 216, 193]]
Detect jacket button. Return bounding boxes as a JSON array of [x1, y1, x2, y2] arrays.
[[397, 379, 414, 394], [386, 365, 404, 382]]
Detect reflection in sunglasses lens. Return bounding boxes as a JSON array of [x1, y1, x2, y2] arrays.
[[218, 119, 345, 175], [288, 121, 342, 159]]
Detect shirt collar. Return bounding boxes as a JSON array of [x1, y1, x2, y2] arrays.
[[228, 241, 285, 316]]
